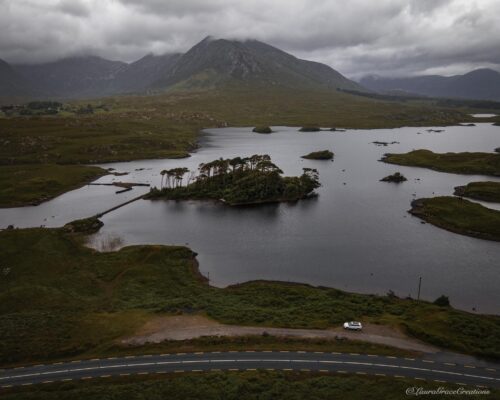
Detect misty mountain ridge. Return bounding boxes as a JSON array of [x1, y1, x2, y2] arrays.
[[360, 68, 500, 101], [0, 37, 362, 99]]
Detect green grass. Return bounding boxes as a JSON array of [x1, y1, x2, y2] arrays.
[[0, 164, 106, 207], [454, 181, 500, 202], [381, 149, 500, 176], [409, 196, 500, 241], [3, 371, 489, 400], [1, 227, 500, 366], [0, 114, 199, 165]]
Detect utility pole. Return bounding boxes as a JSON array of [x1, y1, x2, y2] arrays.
[[417, 277, 422, 300]]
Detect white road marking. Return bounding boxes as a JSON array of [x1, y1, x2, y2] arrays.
[[2, 353, 499, 388]]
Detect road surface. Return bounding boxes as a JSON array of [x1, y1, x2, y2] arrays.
[[1, 351, 498, 389]]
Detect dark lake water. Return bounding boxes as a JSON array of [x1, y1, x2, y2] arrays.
[[1, 124, 499, 313]]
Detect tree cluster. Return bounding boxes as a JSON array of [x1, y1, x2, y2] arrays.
[[148, 155, 321, 206]]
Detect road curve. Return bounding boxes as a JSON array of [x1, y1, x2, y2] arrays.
[[1, 351, 499, 389]]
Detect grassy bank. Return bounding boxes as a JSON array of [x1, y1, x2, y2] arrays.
[[0, 164, 106, 208], [454, 181, 500, 202], [1, 227, 499, 366], [381, 149, 500, 176], [107, 335, 415, 359], [2, 371, 484, 400], [409, 196, 500, 241]]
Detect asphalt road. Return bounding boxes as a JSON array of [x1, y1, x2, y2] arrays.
[[1, 351, 499, 389]]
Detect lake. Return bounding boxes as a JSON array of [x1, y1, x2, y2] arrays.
[[1, 124, 499, 313]]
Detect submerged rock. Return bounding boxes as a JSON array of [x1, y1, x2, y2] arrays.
[[252, 126, 272, 134], [63, 217, 103, 234], [301, 150, 334, 160], [299, 126, 321, 132], [380, 172, 407, 183]]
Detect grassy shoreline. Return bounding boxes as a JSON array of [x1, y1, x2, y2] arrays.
[[1, 226, 499, 367], [0, 164, 107, 208], [409, 196, 500, 241], [454, 181, 500, 202]]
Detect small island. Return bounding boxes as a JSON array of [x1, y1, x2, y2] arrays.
[[454, 181, 500, 202], [146, 155, 321, 206], [380, 172, 407, 183], [409, 197, 500, 241], [381, 149, 500, 176], [252, 126, 273, 134], [301, 150, 334, 160], [299, 126, 321, 132]]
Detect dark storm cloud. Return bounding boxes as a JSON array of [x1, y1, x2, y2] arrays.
[[0, 0, 499, 78]]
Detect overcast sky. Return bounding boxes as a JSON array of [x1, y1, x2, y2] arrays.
[[1, 0, 499, 78]]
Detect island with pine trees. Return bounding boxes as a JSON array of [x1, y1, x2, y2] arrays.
[[146, 155, 321, 206]]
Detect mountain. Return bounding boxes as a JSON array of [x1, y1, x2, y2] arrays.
[[0, 58, 33, 98], [360, 69, 500, 101], [14, 56, 127, 98], [152, 36, 362, 91], [0, 37, 362, 99]]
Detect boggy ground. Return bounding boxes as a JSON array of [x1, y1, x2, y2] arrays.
[[1, 225, 499, 368]]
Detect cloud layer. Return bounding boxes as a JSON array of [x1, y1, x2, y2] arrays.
[[1, 0, 499, 78]]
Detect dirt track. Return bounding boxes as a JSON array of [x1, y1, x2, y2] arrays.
[[121, 315, 439, 354]]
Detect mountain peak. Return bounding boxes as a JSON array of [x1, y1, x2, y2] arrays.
[[152, 36, 362, 91]]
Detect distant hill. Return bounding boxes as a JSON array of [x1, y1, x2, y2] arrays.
[[14, 56, 127, 98], [0, 58, 33, 98], [0, 37, 362, 99], [360, 69, 500, 101]]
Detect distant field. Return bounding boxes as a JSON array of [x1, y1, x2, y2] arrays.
[[0, 88, 469, 165], [1, 227, 499, 366]]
